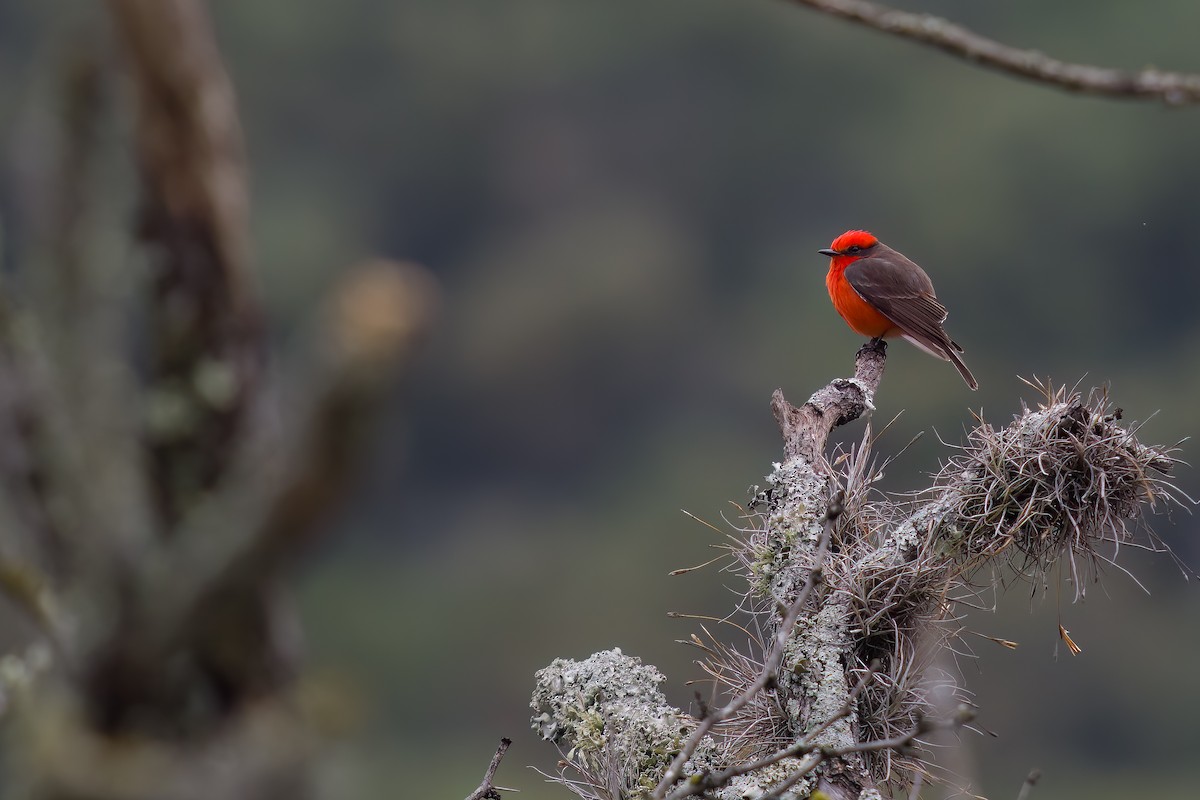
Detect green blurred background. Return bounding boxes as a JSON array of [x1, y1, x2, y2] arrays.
[[3, 1, 1199, 797]]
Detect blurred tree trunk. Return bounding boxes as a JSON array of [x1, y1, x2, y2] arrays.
[[0, 2, 435, 798]]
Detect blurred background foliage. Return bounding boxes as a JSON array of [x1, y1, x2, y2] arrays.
[[2, 0, 1199, 797]]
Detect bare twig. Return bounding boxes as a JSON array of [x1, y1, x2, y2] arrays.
[[653, 494, 843, 799], [788, 0, 1200, 105], [772, 339, 886, 462], [1016, 768, 1042, 800], [907, 772, 924, 800], [465, 738, 513, 800]]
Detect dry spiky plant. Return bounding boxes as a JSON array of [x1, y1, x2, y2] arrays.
[[937, 380, 1180, 594], [531, 344, 1184, 800]]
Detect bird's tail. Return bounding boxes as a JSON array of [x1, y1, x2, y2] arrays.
[[901, 333, 978, 390], [948, 349, 978, 390]]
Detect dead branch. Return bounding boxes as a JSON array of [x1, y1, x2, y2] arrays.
[[0, 3, 438, 799], [772, 338, 886, 462], [1016, 769, 1042, 800], [788, 0, 1200, 105], [78, 259, 437, 735], [0, 43, 112, 587], [165, 261, 437, 704], [107, 0, 263, 527], [464, 738, 513, 800], [534, 352, 1179, 799]]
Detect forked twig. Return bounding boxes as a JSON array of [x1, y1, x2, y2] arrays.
[[1016, 768, 1042, 800], [464, 738, 514, 800]]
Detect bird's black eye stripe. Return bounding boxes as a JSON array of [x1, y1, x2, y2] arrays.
[[847, 245, 861, 254]]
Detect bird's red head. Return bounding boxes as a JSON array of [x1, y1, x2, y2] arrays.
[[819, 230, 879, 265]]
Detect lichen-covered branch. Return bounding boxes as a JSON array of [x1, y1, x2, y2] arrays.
[[534, 348, 892, 800], [772, 339, 886, 463], [533, 352, 1180, 800], [532, 649, 708, 799], [788, 0, 1200, 105], [653, 497, 840, 799]]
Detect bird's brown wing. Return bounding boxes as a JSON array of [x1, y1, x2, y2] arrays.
[[843, 247, 962, 355]]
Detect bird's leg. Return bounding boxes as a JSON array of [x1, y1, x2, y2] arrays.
[[852, 339, 887, 412]]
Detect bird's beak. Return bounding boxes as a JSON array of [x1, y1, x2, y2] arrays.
[[817, 248, 838, 257]]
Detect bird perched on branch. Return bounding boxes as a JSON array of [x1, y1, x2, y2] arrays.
[[820, 229, 978, 390]]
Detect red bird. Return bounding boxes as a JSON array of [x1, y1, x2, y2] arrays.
[[820, 230, 977, 390]]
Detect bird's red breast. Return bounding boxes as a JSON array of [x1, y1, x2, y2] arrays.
[[823, 230, 898, 338]]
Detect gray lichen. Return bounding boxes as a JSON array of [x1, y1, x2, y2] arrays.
[[531, 648, 714, 799], [750, 459, 829, 596], [784, 600, 857, 751], [715, 758, 814, 800]]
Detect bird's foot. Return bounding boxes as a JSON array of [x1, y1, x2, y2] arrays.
[[856, 337, 887, 361]]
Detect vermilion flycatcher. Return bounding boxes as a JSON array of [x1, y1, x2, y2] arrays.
[[820, 229, 978, 390]]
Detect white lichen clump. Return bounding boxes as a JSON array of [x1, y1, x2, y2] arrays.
[[531, 648, 710, 798]]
